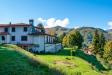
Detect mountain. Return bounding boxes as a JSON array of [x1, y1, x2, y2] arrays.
[[76, 27, 112, 43], [106, 29, 112, 40], [107, 29, 112, 32], [107, 29, 112, 34], [45, 26, 72, 36], [46, 26, 112, 41]]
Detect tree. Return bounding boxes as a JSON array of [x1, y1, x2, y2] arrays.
[[62, 35, 68, 47], [67, 30, 83, 59], [100, 32, 105, 49], [58, 32, 66, 43], [92, 29, 100, 54], [37, 23, 45, 33], [99, 32, 106, 56], [67, 30, 83, 49], [103, 41, 112, 61], [92, 30, 106, 56]]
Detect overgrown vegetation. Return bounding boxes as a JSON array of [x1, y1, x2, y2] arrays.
[[92, 30, 106, 56], [1, 44, 112, 75], [62, 30, 83, 49], [103, 41, 112, 63], [0, 45, 63, 75]]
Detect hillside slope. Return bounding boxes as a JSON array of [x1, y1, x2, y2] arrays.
[[0, 44, 112, 75], [0, 45, 61, 75]]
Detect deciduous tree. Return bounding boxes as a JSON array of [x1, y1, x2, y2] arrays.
[[67, 30, 83, 49], [103, 41, 112, 61]]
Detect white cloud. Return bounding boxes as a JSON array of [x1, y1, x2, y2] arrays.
[[37, 18, 69, 28], [37, 18, 46, 23], [74, 26, 80, 29], [108, 21, 112, 29]]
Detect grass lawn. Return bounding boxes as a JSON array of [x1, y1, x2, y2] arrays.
[[36, 48, 103, 75], [0, 44, 112, 75]]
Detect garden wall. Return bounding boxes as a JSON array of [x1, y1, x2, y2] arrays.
[[45, 43, 62, 53]]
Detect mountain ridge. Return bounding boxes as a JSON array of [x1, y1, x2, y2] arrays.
[[46, 26, 112, 41]]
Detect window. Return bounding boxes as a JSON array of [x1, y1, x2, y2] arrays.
[[23, 27, 27, 32], [11, 36, 15, 41], [4, 28, 8, 32], [21, 36, 27, 41], [12, 27, 15, 32], [1, 36, 5, 41]]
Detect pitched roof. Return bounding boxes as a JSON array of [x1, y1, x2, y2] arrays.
[[0, 23, 31, 27]]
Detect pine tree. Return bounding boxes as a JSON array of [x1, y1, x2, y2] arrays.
[[93, 29, 100, 54], [100, 32, 105, 49], [92, 30, 106, 55], [99, 32, 106, 56]]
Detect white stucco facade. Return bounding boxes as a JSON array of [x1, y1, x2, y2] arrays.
[[0, 21, 62, 53]]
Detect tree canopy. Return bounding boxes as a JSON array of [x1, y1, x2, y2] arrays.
[[103, 41, 112, 61], [62, 30, 83, 49], [37, 23, 45, 33], [92, 30, 106, 55]]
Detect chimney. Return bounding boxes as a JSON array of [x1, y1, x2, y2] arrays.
[[9, 22, 11, 25], [29, 19, 36, 33], [29, 19, 34, 26]]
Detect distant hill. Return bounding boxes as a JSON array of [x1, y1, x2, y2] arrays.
[[107, 29, 112, 32], [46, 26, 112, 42], [45, 26, 72, 36], [75, 27, 112, 44], [106, 29, 112, 40]]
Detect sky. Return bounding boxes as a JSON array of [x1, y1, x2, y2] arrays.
[[0, 0, 112, 29]]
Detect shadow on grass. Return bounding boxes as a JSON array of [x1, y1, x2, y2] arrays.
[[73, 50, 106, 71], [36, 48, 71, 56], [28, 57, 65, 75], [0, 45, 65, 75]]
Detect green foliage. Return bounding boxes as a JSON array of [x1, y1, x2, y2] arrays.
[[0, 45, 63, 75], [103, 41, 112, 61], [99, 32, 106, 56], [37, 23, 45, 33], [58, 32, 66, 43], [92, 30, 106, 55], [100, 32, 106, 49], [73, 50, 106, 71], [1, 45, 111, 75], [66, 30, 83, 49], [93, 29, 100, 54], [53, 36, 59, 44], [62, 35, 68, 47]]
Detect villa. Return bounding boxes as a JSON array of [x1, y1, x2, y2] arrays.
[[0, 19, 61, 53]]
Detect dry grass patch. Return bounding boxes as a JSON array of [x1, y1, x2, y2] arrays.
[[54, 60, 78, 68]]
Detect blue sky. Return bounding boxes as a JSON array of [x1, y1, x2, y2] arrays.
[[0, 0, 112, 29]]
